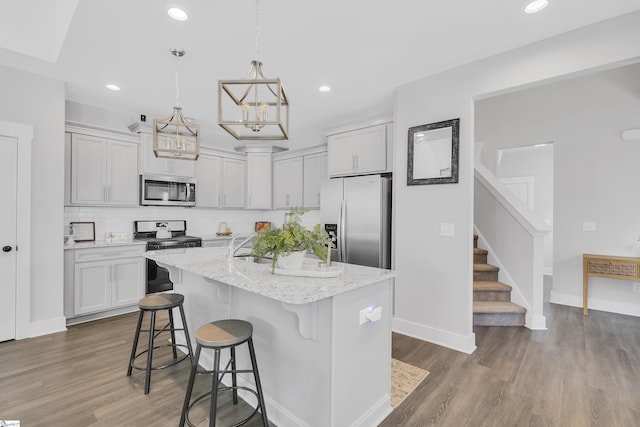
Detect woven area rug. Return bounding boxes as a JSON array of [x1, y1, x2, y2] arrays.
[[391, 358, 429, 408]]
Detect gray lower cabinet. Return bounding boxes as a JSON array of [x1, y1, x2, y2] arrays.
[[65, 245, 145, 320]]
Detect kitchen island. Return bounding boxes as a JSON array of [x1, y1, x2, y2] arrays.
[[146, 246, 395, 427]]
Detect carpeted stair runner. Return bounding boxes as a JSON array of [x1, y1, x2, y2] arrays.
[[473, 235, 526, 326]]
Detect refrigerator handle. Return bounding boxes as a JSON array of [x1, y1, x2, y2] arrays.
[[339, 199, 347, 262]]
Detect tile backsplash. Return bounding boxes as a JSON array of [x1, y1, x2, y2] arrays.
[[64, 206, 320, 241]]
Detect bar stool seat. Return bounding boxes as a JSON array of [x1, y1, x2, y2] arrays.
[[127, 293, 193, 394], [179, 319, 269, 427]]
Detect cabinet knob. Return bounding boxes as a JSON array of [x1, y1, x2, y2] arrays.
[[2, 245, 12, 252]]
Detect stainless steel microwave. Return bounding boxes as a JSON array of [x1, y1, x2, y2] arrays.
[[140, 174, 196, 207]]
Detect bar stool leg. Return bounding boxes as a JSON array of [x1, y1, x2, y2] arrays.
[[210, 348, 221, 427], [179, 344, 201, 427], [178, 304, 194, 364], [127, 310, 144, 377], [247, 337, 269, 425], [230, 347, 238, 405], [144, 310, 157, 395], [168, 308, 178, 359]]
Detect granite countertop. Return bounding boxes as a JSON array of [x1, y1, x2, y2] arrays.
[[145, 247, 395, 305], [64, 240, 146, 250]]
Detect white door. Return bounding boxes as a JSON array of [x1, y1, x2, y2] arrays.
[[0, 135, 18, 341]]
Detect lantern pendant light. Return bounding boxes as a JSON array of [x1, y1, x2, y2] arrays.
[[153, 48, 200, 160], [218, 0, 289, 140]]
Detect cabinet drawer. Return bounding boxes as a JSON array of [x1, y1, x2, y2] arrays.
[[587, 260, 638, 277], [74, 245, 145, 262]]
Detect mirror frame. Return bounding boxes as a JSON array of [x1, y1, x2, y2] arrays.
[[407, 118, 460, 186]]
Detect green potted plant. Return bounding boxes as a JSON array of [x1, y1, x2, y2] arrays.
[[251, 207, 330, 272]]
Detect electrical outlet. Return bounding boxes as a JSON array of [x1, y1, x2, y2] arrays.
[[582, 221, 596, 232], [440, 223, 455, 237], [633, 282, 640, 293]]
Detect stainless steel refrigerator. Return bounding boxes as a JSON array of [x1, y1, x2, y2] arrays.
[[321, 174, 392, 269]]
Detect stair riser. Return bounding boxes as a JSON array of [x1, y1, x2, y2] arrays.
[[473, 312, 525, 327], [474, 270, 498, 281], [474, 253, 488, 264], [474, 290, 511, 302]]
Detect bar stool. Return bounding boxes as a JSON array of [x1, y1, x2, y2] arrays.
[[179, 319, 269, 427], [127, 293, 193, 394]]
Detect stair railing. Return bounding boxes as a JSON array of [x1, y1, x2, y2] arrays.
[[474, 161, 550, 329]]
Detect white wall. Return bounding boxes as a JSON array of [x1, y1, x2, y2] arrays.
[[475, 62, 640, 316], [490, 144, 554, 274], [392, 11, 640, 353], [0, 64, 66, 335]]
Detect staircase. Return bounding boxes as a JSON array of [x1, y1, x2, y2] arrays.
[[473, 235, 526, 326]]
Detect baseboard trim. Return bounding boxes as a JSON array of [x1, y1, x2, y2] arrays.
[[550, 291, 640, 317], [392, 317, 477, 354], [28, 316, 67, 338], [526, 313, 547, 330]]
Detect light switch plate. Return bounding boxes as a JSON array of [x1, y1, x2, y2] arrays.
[[440, 223, 455, 237], [582, 221, 596, 232]]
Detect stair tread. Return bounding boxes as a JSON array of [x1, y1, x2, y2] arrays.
[[474, 301, 526, 314], [473, 281, 512, 291], [473, 263, 499, 272], [473, 248, 488, 255]]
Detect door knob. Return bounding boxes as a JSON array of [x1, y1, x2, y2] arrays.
[[2, 246, 12, 252]]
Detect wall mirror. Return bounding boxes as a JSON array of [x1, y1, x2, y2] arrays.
[[407, 118, 459, 185]]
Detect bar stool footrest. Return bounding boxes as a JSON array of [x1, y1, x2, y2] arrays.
[[185, 386, 261, 427]]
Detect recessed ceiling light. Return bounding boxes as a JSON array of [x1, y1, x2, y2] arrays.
[[106, 84, 120, 91], [524, 0, 548, 14], [319, 86, 331, 92], [168, 7, 188, 21]]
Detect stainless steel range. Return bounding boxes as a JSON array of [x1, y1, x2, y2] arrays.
[[134, 220, 202, 294]]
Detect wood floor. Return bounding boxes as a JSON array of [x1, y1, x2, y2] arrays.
[[0, 312, 269, 426], [381, 304, 640, 427], [1, 302, 639, 426]]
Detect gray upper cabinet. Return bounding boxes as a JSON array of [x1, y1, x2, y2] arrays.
[[195, 154, 223, 208], [327, 122, 391, 178], [68, 131, 139, 207], [139, 132, 195, 178], [196, 153, 246, 208], [273, 157, 303, 209], [303, 152, 327, 209]]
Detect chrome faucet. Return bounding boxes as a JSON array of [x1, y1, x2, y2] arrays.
[[227, 232, 256, 257]]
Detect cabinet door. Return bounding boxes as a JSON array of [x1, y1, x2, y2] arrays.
[[74, 260, 111, 315], [303, 153, 326, 208], [354, 125, 387, 174], [327, 132, 357, 177], [168, 156, 196, 178], [222, 158, 246, 208], [196, 155, 222, 207], [111, 258, 144, 308], [71, 134, 107, 205], [140, 133, 169, 175], [107, 140, 139, 206], [140, 133, 195, 178], [274, 157, 303, 209], [246, 153, 272, 209]]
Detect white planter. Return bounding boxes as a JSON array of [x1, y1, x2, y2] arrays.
[[276, 250, 306, 270]]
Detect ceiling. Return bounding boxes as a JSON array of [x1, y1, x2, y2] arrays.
[[1, 0, 639, 150]]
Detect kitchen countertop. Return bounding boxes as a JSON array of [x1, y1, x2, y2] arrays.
[[64, 240, 146, 250], [145, 246, 395, 304], [199, 234, 234, 241]]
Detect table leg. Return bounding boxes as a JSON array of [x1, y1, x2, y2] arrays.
[[583, 258, 589, 316]]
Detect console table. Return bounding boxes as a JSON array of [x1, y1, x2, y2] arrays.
[[583, 254, 640, 315]]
